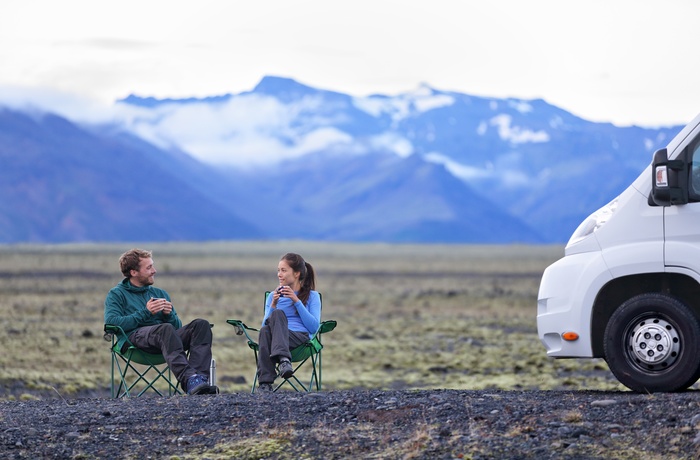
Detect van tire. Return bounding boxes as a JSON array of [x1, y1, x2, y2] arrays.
[[604, 293, 700, 393]]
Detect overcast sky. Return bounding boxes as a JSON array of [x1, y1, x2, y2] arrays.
[[0, 1, 698, 127]]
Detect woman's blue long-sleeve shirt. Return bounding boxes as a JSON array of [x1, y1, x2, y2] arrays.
[[262, 290, 321, 338]]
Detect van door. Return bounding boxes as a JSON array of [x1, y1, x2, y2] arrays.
[[664, 140, 700, 273]]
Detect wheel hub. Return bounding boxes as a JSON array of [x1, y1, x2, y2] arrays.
[[629, 318, 680, 368]]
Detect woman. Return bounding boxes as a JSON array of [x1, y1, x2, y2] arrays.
[[257, 253, 321, 391]]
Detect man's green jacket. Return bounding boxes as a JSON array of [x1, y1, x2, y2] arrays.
[[104, 278, 182, 352]]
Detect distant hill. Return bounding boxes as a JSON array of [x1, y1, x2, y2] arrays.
[[0, 76, 686, 243], [0, 109, 261, 243], [223, 151, 543, 243]]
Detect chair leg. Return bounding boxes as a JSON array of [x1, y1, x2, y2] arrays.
[[280, 374, 305, 392], [316, 349, 322, 391], [156, 365, 180, 396], [126, 360, 166, 397], [168, 367, 176, 396], [273, 357, 313, 392], [258, 343, 324, 393], [308, 352, 320, 391], [251, 349, 259, 394], [111, 353, 182, 398], [112, 355, 133, 398], [111, 351, 117, 398]]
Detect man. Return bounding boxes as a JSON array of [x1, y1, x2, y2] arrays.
[[104, 248, 218, 395]]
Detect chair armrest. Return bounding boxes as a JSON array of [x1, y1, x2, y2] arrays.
[[311, 320, 337, 338], [226, 319, 260, 345], [104, 324, 123, 333], [103, 324, 136, 351], [104, 324, 127, 340], [226, 319, 259, 332]]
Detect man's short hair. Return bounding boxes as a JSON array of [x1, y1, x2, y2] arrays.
[[119, 249, 152, 277]]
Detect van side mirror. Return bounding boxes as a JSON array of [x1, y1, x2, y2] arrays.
[[651, 148, 688, 206]]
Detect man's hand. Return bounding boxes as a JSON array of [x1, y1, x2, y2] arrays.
[[147, 298, 172, 315]]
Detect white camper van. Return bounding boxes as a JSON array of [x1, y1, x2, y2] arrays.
[[537, 112, 700, 393]]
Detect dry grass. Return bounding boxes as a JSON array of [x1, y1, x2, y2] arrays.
[[0, 241, 627, 398]]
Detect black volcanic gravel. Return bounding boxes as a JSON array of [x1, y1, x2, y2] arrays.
[[1, 389, 700, 459]]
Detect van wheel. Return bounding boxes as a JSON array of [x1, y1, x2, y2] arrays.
[[604, 293, 700, 393]]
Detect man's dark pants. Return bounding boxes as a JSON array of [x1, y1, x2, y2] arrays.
[[127, 318, 212, 387]]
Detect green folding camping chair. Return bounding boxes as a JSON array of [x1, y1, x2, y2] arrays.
[[227, 292, 337, 393], [104, 324, 183, 398]]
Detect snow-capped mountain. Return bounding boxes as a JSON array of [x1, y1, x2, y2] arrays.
[[0, 76, 685, 243]]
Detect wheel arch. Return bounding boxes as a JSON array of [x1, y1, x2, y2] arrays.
[[590, 272, 700, 357]]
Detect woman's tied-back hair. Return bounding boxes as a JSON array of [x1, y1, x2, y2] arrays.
[[282, 252, 316, 305], [119, 249, 152, 278]]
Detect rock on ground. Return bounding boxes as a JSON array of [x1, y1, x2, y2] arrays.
[[1, 389, 699, 459]]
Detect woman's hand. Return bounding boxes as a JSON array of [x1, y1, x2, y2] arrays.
[[277, 285, 299, 303], [271, 287, 281, 308]]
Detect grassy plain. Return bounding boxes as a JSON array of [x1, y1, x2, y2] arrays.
[[0, 241, 627, 399]]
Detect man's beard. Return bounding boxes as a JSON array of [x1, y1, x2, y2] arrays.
[[135, 274, 154, 286]]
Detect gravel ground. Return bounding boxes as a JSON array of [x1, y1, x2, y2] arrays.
[[1, 389, 700, 459]]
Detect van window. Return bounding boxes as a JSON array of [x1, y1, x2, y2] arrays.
[[691, 144, 700, 197]]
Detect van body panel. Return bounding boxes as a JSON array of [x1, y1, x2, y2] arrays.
[[664, 203, 700, 275], [537, 251, 612, 357], [597, 186, 664, 278], [538, 178, 665, 357]]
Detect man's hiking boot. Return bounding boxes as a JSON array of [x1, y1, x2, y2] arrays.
[[187, 374, 217, 395]]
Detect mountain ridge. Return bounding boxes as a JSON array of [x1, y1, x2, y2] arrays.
[[0, 76, 686, 243], [0, 108, 262, 243]]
